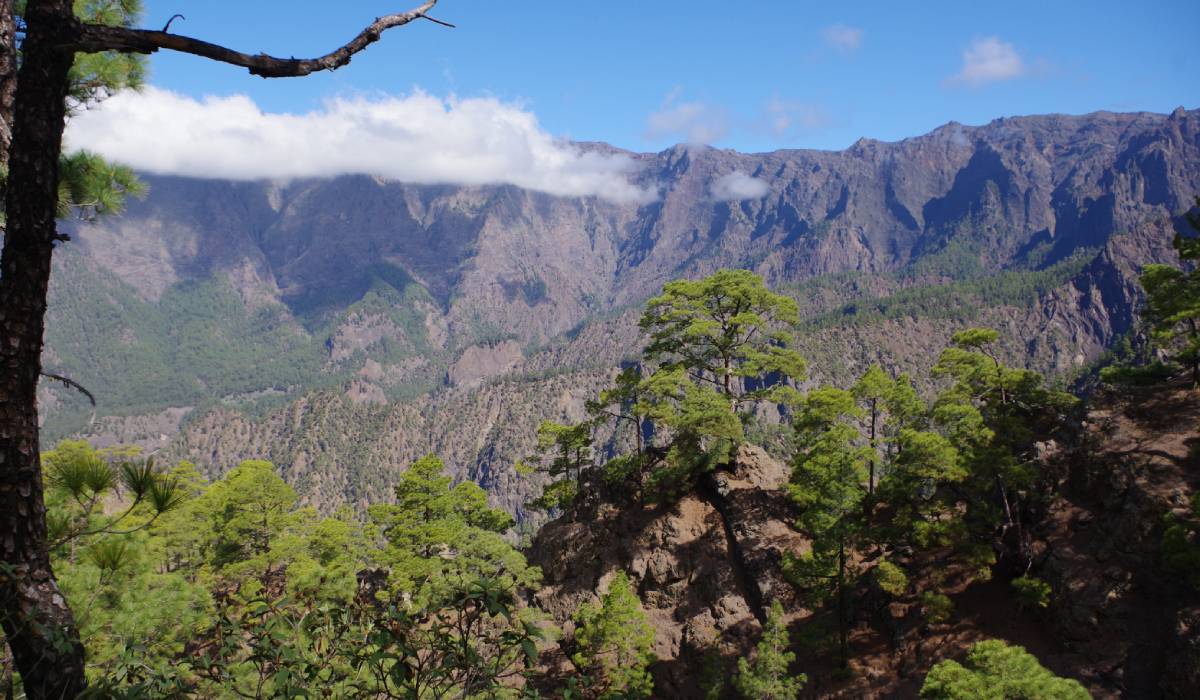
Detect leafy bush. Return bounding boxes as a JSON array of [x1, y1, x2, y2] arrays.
[[921, 639, 1089, 699], [874, 559, 910, 597], [1162, 492, 1200, 589], [921, 592, 954, 624], [1010, 576, 1052, 610]]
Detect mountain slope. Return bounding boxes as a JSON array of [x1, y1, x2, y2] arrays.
[[39, 108, 1200, 512]]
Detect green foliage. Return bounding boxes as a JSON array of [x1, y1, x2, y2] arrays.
[[637, 365, 745, 499], [880, 428, 964, 549], [920, 639, 1090, 699], [1141, 258, 1200, 383], [634, 269, 806, 494], [56, 150, 146, 220], [202, 460, 298, 571], [921, 328, 1075, 574], [522, 420, 595, 511], [7, 1, 147, 224], [733, 601, 805, 700], [1162, 492, 1200, 589], [920, 592, 954, 625], [1098, 361, 1176, 386], [524, 270, 809, 508], [42, 441, 183, 553], [37, 442, 549, 697], [41, 442, 211, 682], [788, 386, 868, 666], [369, 455, 534, 608], [805, 252, 1096, 331], [1105, 198, 1200, 385], [571, 571, 656, 699], [641, 269, 806, 409], [66, 1, 147, 108], [791, 388, 868, 540], [1010, 576, 1052, 610], [43, 263, 333, 433], [874, 559, 910, 597]]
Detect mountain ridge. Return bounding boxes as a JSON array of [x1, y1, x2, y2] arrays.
[[37, 107, 1200, 514]]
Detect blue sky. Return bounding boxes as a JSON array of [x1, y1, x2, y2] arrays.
[[134, 0, 1198, 153], [68, 0, 1198, 198]]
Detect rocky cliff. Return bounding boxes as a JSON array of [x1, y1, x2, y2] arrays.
[[525, 383, 1200, 699], [528, 445, 806, 697]]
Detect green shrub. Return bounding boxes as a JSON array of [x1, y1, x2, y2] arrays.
[[875, 559, 909, 596], [1010, 576, 1052, 610], [921, 639, 1090, 699], [921, 591, 954, 624]]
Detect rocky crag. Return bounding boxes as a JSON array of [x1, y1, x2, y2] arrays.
[[525, 381, 1200, 698]]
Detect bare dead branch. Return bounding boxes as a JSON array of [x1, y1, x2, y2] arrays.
[[419, 15, 456, 29], [161, 13, 185, 33], [41, 371, 97, 426], [40, 372, 95, 407], [70, 1, 447, 78]]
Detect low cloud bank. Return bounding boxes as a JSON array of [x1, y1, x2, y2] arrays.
[[66, 87, 656, 204], [711, 171, 769, 200]]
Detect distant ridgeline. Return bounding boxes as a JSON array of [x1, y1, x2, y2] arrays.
[[40, 108, 1200, 517]]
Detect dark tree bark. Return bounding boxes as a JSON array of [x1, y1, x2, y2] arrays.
[[0, 0, 17, 170], [0, 1, 85, 696], [0, 1, 446, 695]]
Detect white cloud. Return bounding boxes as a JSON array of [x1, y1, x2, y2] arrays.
[[65, 86, 656, 204], [764, 97, 831, 137], [645, 88, 729, 145], [822, 24, 863, 52], [711, 171, 769, 201], [947, 36, 1026, 87]]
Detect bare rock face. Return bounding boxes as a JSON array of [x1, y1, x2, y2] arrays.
[[448, 340, 525, 388], [1037, 381, 1200, 698], [527, 445, 807, 697]]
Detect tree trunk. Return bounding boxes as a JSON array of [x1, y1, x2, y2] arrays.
[[0, 1, 87, 697], [837, 541, 848, 669], [723, 355, 733, 406], [868, 398, 877, 497], [0, 0, 17, 173]]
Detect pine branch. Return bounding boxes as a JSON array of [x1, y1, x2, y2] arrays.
[[71, 1, 451, 78]]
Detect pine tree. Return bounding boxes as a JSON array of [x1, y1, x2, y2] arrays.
[[931, 328, 1075, 574], [640, 269, 806, 411], [852, 364, 894, 496], [1139, 200, 1200, 385], [203, 460, 297, 569], [734, 601, 805, 700], [921, 639, 1089, 699], [519, 419, 595, 511], [571, 571, 656, 699], [368, 455, 532, 606], [637, 270, 807, 498], [788, 386, 869, 668]]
